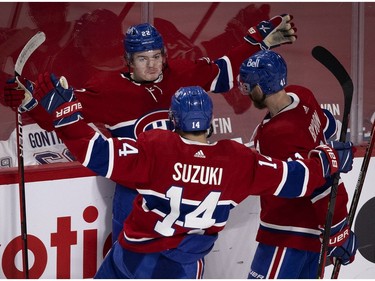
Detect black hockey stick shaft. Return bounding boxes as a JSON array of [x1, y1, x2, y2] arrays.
[[312, 46, 353, 279], [331, 119, 375, 278], [13, 31, 45, 278], [15, 108, 29, 279]]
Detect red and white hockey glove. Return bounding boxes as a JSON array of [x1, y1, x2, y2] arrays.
[[319, 220, 358, 265], [244, 14, 297, 50], [33, 72, 82, 128], [308, 141, 354, 177], [2, 76, 38, 112]]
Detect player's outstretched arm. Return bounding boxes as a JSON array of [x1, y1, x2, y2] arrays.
[[258, 141, 354, 198], [12, 73, 354, 197]]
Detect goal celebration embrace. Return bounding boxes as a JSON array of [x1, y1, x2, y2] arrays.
[[1, 2, 372, 279]]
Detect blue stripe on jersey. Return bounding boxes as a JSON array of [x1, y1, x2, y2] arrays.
[[310, 176, 333, 201], [212, 56, 232, 93], [142, 193, 234, 228], [109, 125, 136, 138], [278, 160, 309, 198], [322, 109, 338, 141], [86, 134, 111, 176]]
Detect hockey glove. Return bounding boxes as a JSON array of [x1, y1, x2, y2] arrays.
[[2, 76, 38, 112], [320, 219, 358, 265], [308, 141, 354, 177], [34, 72, 82, 128], [244, 14, 297, 50]]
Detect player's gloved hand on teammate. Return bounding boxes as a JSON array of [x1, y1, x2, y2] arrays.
[[244, 14, 297, 50], [33, 72, 82, 128], [309, 141, 354, 177], [319, 219, 358, 265], [2, 76, 38, 112]]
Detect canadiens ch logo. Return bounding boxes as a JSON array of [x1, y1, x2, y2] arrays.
[[133, 110, 173, 139]]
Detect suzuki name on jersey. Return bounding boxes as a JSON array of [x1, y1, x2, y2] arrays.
[[172, 162, 223, 186]]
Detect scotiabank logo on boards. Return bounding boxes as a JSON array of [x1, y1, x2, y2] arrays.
[[1, 206, 111, 279]]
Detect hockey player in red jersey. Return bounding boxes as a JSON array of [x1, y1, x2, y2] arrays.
[[14, 72, 354, 278], [3, 15, 298, 245], [239, 50, 358, 278]]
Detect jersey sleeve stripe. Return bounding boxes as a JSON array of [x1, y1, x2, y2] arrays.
[[276, 160, 310, 198], [273, 161, 288, 196], [105, 138, 115, 178], [82, 132, 100, 167], [106, 119, 137, 130], [310, 184, 331, 203], [211, 55, 233, 93], [297, 159, 309, 196], [322, 109, 338, 141], [84, 133, 111, 177]]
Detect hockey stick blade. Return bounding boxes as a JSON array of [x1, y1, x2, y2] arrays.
[[312, 46, 354, 279], [312, 46, 353, 140], [312, 46, 352, 90], [15, 31, 46, 76]]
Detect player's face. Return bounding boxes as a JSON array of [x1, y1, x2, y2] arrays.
[[249, 85, 267, 109], [131, 50, 164, 82]]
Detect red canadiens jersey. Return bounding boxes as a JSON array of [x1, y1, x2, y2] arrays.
[[252, 85, 349, 252], [57, 120, 327, 253], [72, 42, 258, 139], [27, 42, 259, 137]]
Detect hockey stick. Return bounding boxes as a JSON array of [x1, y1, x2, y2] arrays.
[[14, 31, 46, 279], [311, 45, 353, 279], [331, 119, 375, 278]]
